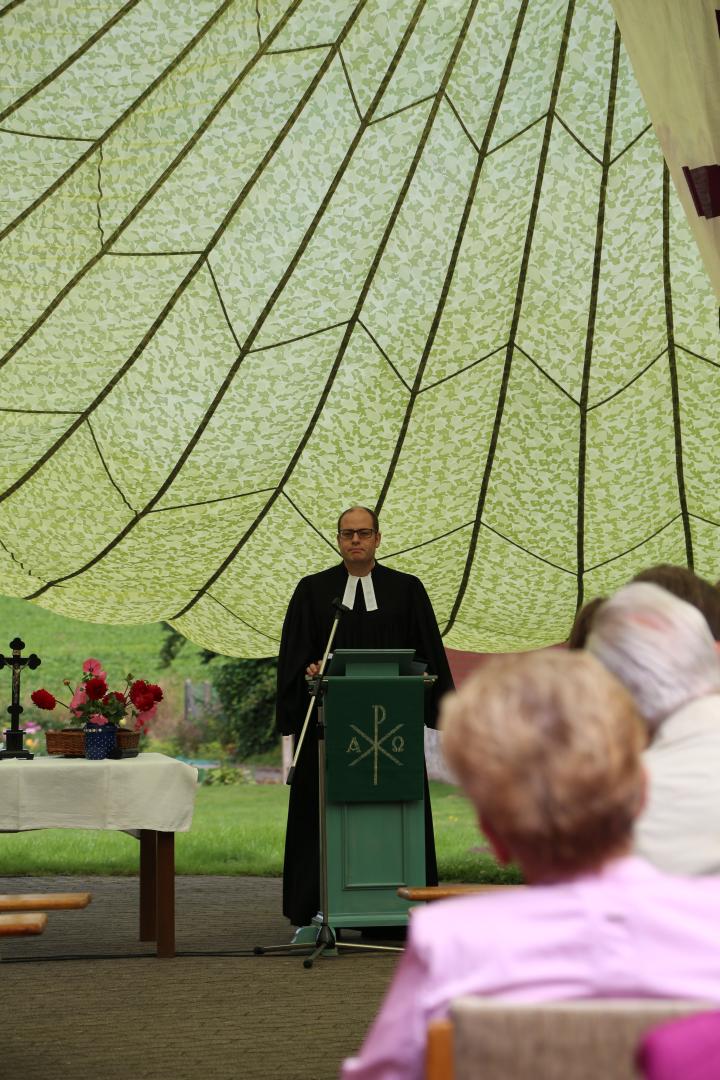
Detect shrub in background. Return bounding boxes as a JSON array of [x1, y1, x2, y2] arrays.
[[211, 657, 278, 759], [159, 624, 278, 760]]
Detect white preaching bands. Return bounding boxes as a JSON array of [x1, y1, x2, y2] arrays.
[[342, 571, 379, 612]]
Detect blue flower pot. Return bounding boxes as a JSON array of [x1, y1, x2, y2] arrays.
[[101, 723, 118, 756], [84, 724, 117, 760], [84, 726, 106, 760]]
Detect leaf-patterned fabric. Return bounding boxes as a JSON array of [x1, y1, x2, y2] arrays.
[[0, 0, 718, 657]]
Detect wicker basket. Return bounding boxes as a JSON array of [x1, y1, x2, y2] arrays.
[[46, 727, 140, 757]]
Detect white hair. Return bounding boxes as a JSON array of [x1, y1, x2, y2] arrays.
[[586, 581, 720, 733]]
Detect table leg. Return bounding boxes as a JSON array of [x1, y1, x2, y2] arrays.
[[156, 831, 175, 959], [139, 829, 157, 941]]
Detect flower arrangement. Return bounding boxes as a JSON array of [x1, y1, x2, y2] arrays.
[[31, 658, 162, 734]]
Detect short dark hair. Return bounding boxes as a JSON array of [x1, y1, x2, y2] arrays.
[[337, 506, 380, 533], [568, 596, 606, 649]]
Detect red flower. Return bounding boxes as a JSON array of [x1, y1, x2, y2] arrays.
[[85, 676, 108, 701], [102, 691, 126, 705], [129, 680, 156, 712], [31, 689, 56, 710], [148, 684, 163, 703]]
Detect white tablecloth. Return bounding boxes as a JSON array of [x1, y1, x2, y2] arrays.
[[0, 752, 198, 832]]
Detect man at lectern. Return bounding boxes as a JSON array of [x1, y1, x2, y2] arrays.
[[276, 505, 454, 929]]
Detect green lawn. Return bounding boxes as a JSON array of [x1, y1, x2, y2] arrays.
[[0, 781, 521, 884], [0, 595, 520, 884], [0, 594, 211, 702]]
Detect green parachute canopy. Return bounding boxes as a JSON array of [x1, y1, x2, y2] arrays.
[[0, 0, 718, 656]]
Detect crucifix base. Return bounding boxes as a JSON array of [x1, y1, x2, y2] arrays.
[[0, 729, 33, 759]]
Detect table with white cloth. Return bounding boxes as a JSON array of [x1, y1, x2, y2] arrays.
[[0, 752, 198, 957]]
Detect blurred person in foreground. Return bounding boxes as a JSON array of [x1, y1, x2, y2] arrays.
[[567, 564, 720, 651], [587, 581, 720, 876], [632, 564, 720, 640], [341, 650, 720, 1080]]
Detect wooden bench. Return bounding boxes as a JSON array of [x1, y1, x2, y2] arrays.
[[398, 884, 521, 902], [0, 892, 91, 942], [0, 912, 48, 937], [0, 891, 91, 912]]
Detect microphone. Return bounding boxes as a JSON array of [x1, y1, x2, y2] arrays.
[[331, 597, 352, 614]]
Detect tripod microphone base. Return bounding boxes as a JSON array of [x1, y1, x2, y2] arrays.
[[253, 917, 403, 967]]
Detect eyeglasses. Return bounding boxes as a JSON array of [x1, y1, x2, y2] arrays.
[[338, 528, 376, 540]]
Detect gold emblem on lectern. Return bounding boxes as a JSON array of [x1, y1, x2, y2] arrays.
[[346, 704, 404, 785]]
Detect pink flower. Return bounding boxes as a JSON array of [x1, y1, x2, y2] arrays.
[[83, 658, 107, 681], [88, 713, 107, 726], [69, 686, 88, 715]]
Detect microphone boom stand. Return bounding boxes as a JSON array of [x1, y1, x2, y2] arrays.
[[254, 599, 403, 968]]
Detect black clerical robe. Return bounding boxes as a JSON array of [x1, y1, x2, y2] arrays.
[[276, 561, 454, 927]]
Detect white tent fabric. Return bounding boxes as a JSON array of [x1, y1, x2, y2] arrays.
[[0, 0, 718, 657], [611, 0, 720, 296]]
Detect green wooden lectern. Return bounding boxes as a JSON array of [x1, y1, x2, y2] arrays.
[[322, 648, 428, 929]]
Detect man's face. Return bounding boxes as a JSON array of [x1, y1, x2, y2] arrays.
[[337, 508, 381, 570]]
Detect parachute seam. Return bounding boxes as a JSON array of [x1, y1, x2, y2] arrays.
[[487, 112, 547, 156], [663, 162, 693, 567], [369, 93, 435, 127], [249, 320, 351, 355], [376, 0, 531, 525], [442, 0, 565, 636], [0, 1, 28, 16], [96, 145, 105, 248], [338, 46, 363, 121], [0, 0, 241, 243], [513, 343, 580, 405], [0, 126, 95, 142], [443, 92, 480, 153], [20, 0, 374, 601], [608, 123, 652, 166], [191, 594, 280, 644], [584, 513, 683, 574], [206, 260, 242, 351], [688, 511, 720, 528], [356, 319, 413, 392], [575, 25, 621, 614], [381, 520, 474, 560], [418, 341, 507, 394], [586, 346, 669, 411], [148, 488, 276, 514], [555, 112, 602, 166], [676, 344, 719, 367], [86, 418, 138, 517], [171, 0, 436, 622], [282, 492, 338, 551], [8, 0, 344, 523], [171, 0, 474, 622], [0, 0, 142, 126]]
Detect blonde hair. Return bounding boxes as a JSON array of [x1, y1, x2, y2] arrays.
[[587, 582, 720, 733], [440, 651, 646, 878]]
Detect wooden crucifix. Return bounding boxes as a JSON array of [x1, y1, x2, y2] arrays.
[[0, 637, 41, 760]]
